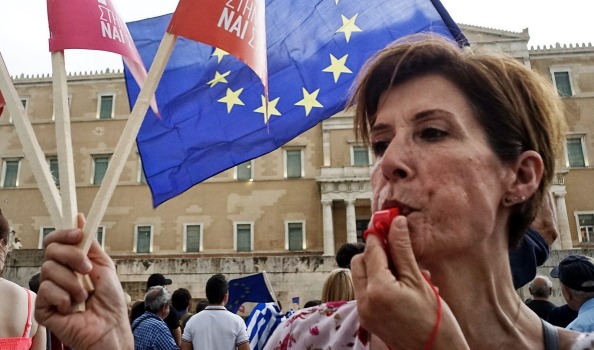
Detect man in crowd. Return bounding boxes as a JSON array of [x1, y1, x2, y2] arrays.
[[525, 275, 557, 319], [551, 254, 594, 332], [182, 274, 250, 350], [172, 288, 193, 333], [130, 273, 181, 346], [132, 286, 179, 349]]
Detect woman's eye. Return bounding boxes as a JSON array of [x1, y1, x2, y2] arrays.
[[419, 127, 447, 141], [371, 141, 389, 156]]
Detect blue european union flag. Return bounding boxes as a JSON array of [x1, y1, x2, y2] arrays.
[[225, 272, 276, 313], [125, 0, 466, 206]]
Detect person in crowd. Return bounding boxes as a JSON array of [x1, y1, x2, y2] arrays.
[[268, 33, 581, 349], [509, 191, 558, 289], [130, 273, 181, 347], [172, 288, 193, 332], [132, 286, 179, 350], [181, 274, 250, 350], [551, 254, 594, 332], [181, 299, 209, 331], [525, 275, 557, 319], [303, 300, 322, 308], [336, 242, 366, 269], [548, 304, 579, 328], [32, 34, 593, 349], [321, 268, 355, 303], [0, 210, 46, 350]]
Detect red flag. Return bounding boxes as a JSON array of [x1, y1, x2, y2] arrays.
[[0, 92, 4, 116], [47, 0, 154, 111], [167, 0, 268, 94]]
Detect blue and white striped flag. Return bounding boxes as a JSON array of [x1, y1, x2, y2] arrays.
[[246, 302, 285, 350]]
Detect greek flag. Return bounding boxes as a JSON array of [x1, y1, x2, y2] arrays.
[[246, 302, 285, 350]]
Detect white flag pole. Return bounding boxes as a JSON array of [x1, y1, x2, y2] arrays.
[[0, 52, 63, 226], [78, 32, 178, 254], [51, 52, 78, 229]]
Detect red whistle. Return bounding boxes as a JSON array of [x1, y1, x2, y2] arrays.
[[364, 208, 400, 273], [363, 207, 400, 244]]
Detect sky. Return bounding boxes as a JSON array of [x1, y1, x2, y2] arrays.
[[1, 0, 593, 76]]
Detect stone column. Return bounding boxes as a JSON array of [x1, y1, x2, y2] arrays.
[[322, 198, 335, 256], [552, 190, 573, 249], [345, 198, 357, 243]]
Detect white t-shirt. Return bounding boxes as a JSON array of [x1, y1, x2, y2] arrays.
[[182, 305, 249, 349]]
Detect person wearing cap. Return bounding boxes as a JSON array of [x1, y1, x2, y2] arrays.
[[130, 273, 181, 347], [551, 254, 594, 332]]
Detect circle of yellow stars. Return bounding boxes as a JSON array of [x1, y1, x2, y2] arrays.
[[206, 7, 362, 122]]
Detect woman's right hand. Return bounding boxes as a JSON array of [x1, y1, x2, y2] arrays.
[[351, 215, 469, 350], [35, 214, 133, 350]]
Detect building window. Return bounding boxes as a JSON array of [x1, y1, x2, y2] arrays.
[[286, 221, 305, 251], [552, 70, 573, 97], [98, 94, 115, 119], [285, 149, 303, 178], [577, 213, 594, 244], [138, 158, 147, 184], [21, 98, 28, 111], [184, 224, 202, 252], [48, 157, 60, 187], [236, 161, 252, 181], [92, 155, 110, 185], [356, 219, 370, 243], [39, 227, 55, 248], [96, 226, 105, 248], [566, 136, 587, 168], [2, 158, 21, 188], [135, 225, 152, 253], [352, 145, 370, 166], [235, 223, 253, 252]]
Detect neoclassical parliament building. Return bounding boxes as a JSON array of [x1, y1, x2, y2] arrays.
[[2, 24, 594, 304]]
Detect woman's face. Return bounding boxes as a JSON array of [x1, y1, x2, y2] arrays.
[[369, 74, 512, 262]]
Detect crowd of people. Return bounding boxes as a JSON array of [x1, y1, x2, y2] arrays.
[[4, 32, 594, 349]]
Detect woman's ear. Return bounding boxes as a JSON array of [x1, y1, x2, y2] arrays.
[[504, 150, 543, 205]]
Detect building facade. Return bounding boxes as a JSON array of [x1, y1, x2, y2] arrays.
[[2, 25, 594, 304]]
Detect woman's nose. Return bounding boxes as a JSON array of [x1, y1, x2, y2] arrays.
[[380, 140, 411, 181]]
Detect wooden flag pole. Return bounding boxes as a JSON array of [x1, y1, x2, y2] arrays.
[[78, 32, 178, 255], [51, 52, 78, 229], [51, 52, 94, 311], [0, 52, 63, 225]]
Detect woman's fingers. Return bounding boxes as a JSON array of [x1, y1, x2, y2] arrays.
[[387, 216, 424, 284], [44, 237, 92, 275], [40, 260, 88, 303]]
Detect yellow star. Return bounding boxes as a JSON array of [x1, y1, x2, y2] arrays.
[[254, 95, 282, 123], [212, 48, 229, 63], [295, 88, 323, 116], [322, 54, 352, 83], [336, 14, 362, 43], [207, 71, 231, 87], [218, 88, 245, 113]]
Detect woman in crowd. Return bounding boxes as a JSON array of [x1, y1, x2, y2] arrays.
[[0, 210, 46, 349], [321, 268, 355, 303], [348, 33, 577, 349], [34, 33, 594, 349]]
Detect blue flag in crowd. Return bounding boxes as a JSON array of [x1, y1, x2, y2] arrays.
[[125, 0, 466, 206], [225, 273, 276, 313], [246, 302, 285, 350]]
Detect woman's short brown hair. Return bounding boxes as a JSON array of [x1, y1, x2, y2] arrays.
[[348, 33, 566, 247]]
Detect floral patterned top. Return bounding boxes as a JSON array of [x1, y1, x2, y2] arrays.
[[264, 300, 371, 350]]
